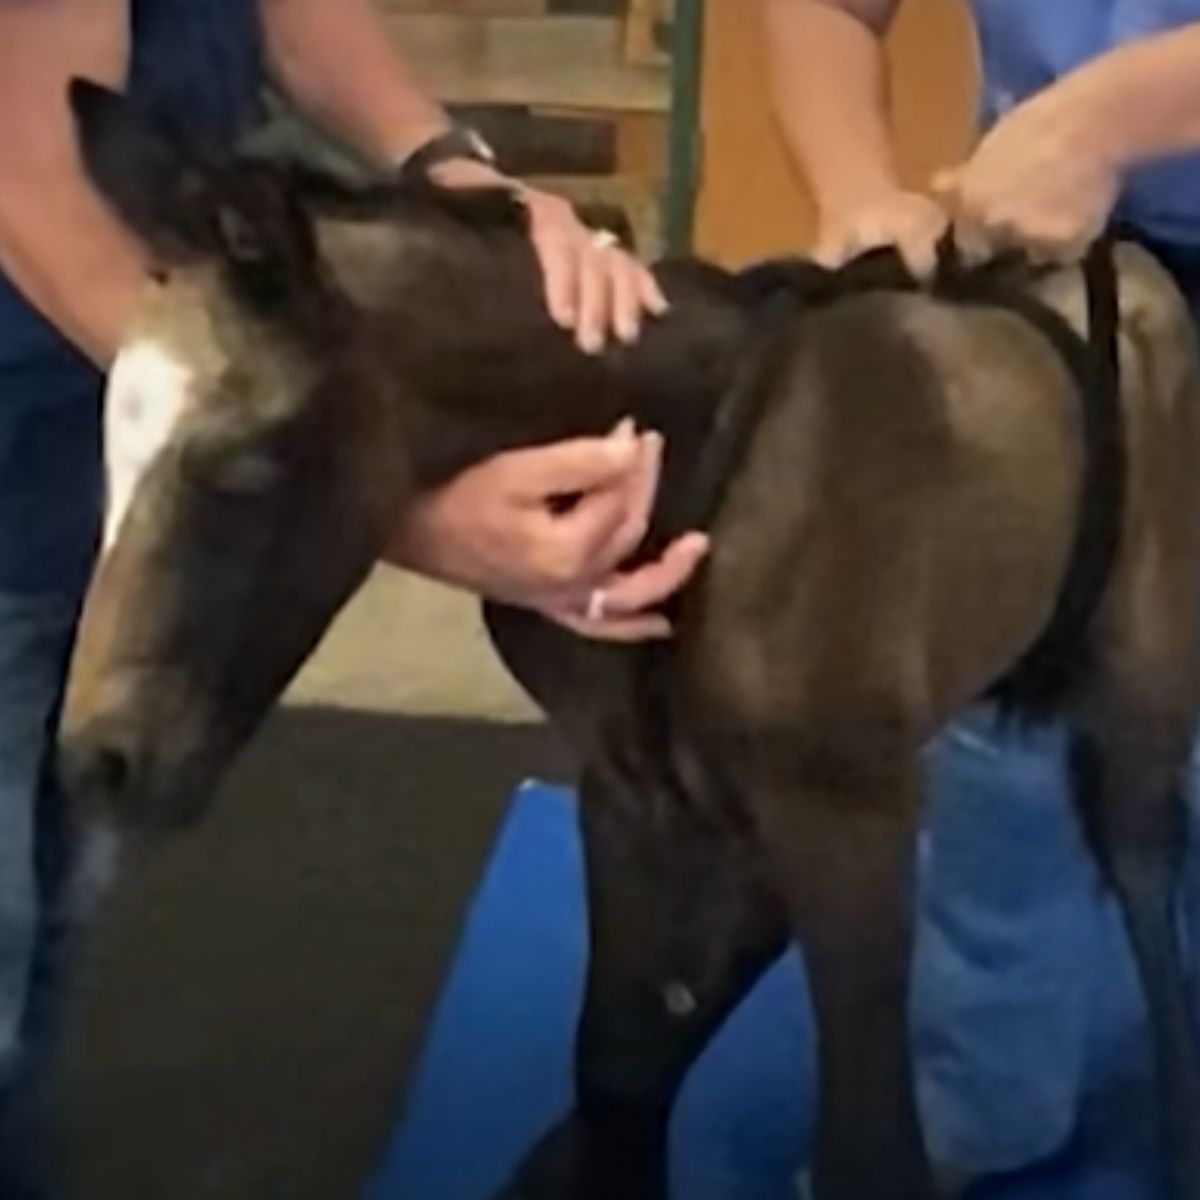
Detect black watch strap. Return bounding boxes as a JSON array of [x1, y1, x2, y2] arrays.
[[397, 126, 498, 182]]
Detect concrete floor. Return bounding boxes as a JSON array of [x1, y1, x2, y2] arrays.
[[57, 569, 570, 1199]]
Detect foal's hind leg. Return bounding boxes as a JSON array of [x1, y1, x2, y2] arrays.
[[750, 742, 936, 1200], [498, 768, 788, 1200], [1068, 686, 1200, 1199]]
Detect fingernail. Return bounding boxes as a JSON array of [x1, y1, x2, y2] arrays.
[[609, 417, 637, 442], [617, 314, 641, 344], [648, 291, 670, 317], [578, 328, 605, 355]]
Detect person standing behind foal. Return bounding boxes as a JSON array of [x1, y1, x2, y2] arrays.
[[0, 3, 701, 1194], [764, 0, 1200, 1189]]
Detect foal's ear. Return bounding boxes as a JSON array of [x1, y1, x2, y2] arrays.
[[69, 77, 218, 261]]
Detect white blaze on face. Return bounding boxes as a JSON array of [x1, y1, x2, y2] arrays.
[[103, 338, 196, 552]]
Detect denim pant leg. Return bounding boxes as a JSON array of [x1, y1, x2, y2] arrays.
[[912, 707, 1099, 1176], [1183, 746, 1200, 993], [0, 587, 86, 1198]]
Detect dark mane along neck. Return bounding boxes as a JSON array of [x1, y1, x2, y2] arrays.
[[369, 230, 761, 516]]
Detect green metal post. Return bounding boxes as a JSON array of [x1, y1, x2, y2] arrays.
[[664, 0, 705, 255]]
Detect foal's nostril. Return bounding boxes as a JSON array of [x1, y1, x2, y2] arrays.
[[62, 735, 134, 807], [90, 745, 131, 797]]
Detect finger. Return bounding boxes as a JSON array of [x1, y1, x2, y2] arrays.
[[812, 230, 856, 270], [575, 240, 612, 355], [533, 479, 632, 587], [930, 166, 962, 201], [536, 229, 582, 330], [609, 256, 644, 345], [1023, 210, 1104, 266], [898, 229, 941, 281], [637, 265, 670, 317], [1021, 231, 1071, 267], [548, 608, 674, 643], [508, 419, 640, 498], [952, 216, 997, 268], [587, 531, 710, 617], [898, 211, 949, 280], [540, 433, 660, 578], [585, 431, 662, 577]]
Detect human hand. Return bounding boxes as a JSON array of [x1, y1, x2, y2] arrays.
[[429, 159, 669, 354], [814, 189, 948, 279], [387, 420, 709, 642], [932, 82, 1120, 266]]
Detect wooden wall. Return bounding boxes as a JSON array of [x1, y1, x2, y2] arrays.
[[374, 0, 676, 253]]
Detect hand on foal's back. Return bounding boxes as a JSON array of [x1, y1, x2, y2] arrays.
[[932, 79, 1120, 265], [814, 188, 949, 279], [386, 420, 709, 642], [428, 158, 668, 354], [517, 183, 669, 354]]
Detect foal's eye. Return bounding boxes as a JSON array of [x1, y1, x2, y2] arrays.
[[179, 433, 285, 498], [205, 451, 285, 497]]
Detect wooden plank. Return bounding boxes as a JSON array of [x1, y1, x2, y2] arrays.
[[449, 104, 617, 175], [379, 0, 546, 14], [546, 0, 626, 12], [614, 111, 666, 186], [624, 0, 672, 66], [378, 13, 670, 111]]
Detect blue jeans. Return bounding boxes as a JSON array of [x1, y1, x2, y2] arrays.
[[0, 587, 87, 1198], [0, 362, 101, 1197], [910, 708, 1200, 1177]]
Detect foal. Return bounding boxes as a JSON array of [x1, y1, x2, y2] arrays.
[[60, 81, 1200, 1199]]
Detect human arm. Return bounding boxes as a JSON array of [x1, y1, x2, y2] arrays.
[[762, 0, 946, 274], [0, 1, 149, 367], [933, 22, 1200, 262], [262, 0, 698, 638], [387, 422, 709, 641], [259, 0, 666, 350]]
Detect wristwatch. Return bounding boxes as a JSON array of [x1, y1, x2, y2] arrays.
[[396, 125, 498, 183]]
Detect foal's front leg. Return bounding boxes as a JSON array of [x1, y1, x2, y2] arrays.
[[755, 746, 937, 1200], [498, 767, 787, 1200]]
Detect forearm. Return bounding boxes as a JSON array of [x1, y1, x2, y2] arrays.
[[0, 3, 150, 368], [1060, 24, 1200, 171], [763, 0, 903, 215], [0, 191, 149, 369], [260, 0, 450, 167]]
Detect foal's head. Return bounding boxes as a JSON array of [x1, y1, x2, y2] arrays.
[[58, 81, 546, 831]]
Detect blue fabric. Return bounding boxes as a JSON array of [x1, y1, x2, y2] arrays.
[[372, 780, 1200, 1200], [968, 0, 1200, 244], [915, 710, 1200, 1177], [0, 588, 87, 1197]]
